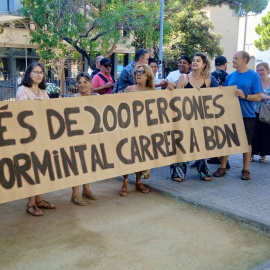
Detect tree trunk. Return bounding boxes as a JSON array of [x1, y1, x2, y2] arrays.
[[60, 66, 65, 95]]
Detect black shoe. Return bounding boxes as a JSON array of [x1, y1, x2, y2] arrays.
[[226, 160, 231, 170], [190, 161, 198, 168], [207, 157, 222, 164]]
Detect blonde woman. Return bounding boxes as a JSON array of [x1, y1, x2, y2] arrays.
[[171, 53, 219, 182], [71, 72, 98, 205], [119, 64, 155, 196]]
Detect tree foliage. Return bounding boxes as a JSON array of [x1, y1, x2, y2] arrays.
[[255, 11, 270, 51], [18, 0, 268, 71], [162, 8, 222, 70]]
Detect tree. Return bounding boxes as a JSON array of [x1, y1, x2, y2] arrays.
[[255, 11, 270, 51], [19, 0, 143, 69], [19, 0, 268, 73], [161, 8, 222, 70]]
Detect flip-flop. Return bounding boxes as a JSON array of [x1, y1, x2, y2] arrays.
[[259, 157, 267, 163], [119, 187, 128, 197], [202, 176, 212, 181], [26, 205, 43, 216], [136, 184, 150, 194], [172, 177, 184, 182], [36, 200, 56, 209]]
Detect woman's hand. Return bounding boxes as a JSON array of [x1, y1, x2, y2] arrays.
[[166, 84, 174, 91]]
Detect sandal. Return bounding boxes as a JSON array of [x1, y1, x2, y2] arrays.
[[119, 187, 128, 197], [172, 177, 184, 182], [36, 200, 56, 209], [202, 176, 212, 181], [213, 167, 227, 177], [82, 190, 97, 200], [136, 184, 150, 194], [241, 170, 251, 180], [71, 195, 86, 206], [26, 204, 43, 216], [259, 156, 267, 163]]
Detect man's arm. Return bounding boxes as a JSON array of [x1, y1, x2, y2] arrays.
[[113, 70, 128, 93], [235, 90, 262, 102]]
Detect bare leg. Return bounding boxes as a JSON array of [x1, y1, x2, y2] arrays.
[[243, 145, 252, 171], [72, 186, 80, 196], [135, 172, 149, 194], [82, 184, 97, 200], [71, 186, 86, 206], [119, 175, 128, 196], [220, 156, 229, 168], [26, 196, 43, 216]]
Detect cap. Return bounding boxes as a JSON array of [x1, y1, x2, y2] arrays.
[[100, 58, 111, 66], [215, 56, 228, 66]]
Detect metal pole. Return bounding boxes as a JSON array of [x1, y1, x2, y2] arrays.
[[158, 0, 164, 79], [243, 14, 248, 51], [23, 35, 28, 69]]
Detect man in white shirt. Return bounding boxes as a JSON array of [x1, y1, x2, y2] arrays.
[[166, 56, 192, 83]]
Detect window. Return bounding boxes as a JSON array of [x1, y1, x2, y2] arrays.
[[0, 0, 8, 12]]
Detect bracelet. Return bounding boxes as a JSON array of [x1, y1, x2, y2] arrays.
[[244, 94, 248, 100]]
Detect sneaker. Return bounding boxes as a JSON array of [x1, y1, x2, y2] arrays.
[[213, 167, 227, 177], [190, 161, 198, 168], [207, 157, 222, 164]]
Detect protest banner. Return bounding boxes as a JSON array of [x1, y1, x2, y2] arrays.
[[0, 86, 248, 204]]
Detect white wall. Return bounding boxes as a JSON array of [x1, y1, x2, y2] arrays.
[[206, 5, 240, 73]]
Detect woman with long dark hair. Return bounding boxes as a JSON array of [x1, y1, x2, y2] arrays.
[[16, 62, 56, 216]]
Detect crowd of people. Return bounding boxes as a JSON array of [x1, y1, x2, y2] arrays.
[[16, 48, 269, 216]]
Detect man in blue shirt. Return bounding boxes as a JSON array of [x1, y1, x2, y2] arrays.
[[213, 51, 263, 180], [113, 49, 149, 93]]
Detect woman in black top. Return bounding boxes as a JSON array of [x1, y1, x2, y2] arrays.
[[170, 53, 218, 182]]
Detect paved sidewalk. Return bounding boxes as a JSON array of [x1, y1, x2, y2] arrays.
[[125, 154, 270, 232]]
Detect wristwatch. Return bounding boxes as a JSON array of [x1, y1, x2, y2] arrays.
[[244, 94, 248, 100]]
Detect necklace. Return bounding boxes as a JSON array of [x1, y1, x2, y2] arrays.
[[30, 88, 41, 98]]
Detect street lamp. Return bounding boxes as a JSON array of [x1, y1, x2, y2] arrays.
[[23, 35, 28, 69], [158, 0, 164, 79]]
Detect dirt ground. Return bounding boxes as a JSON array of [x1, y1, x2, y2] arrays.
[[0, 179, 270, 270]]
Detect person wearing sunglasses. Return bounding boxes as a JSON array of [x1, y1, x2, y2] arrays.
[[92, 58, 115, 95], [16, 62, 56, 216], [119, 64, 155, 197], [113, 49, 150, 93]]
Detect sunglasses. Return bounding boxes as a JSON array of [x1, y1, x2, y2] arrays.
[[135, 70, 146, 75], [104, 64, 112, 68]]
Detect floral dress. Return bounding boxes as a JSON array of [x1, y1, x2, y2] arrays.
[[16, 85, 49, 100]]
